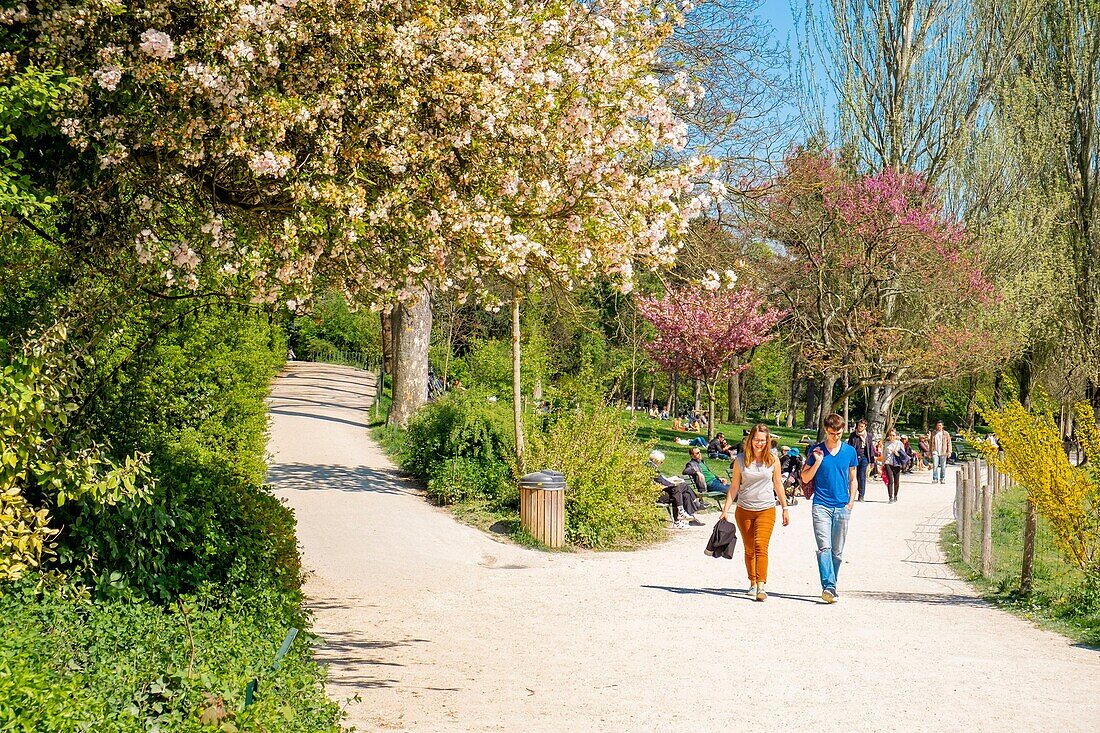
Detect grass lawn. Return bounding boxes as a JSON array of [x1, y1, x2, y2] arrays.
[[941, 483, 1100, 646]]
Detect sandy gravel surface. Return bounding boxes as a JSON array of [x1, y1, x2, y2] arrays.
[[268, 362, 1100, 732]]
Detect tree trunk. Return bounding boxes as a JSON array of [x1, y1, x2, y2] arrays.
[[843, 369, 850, 430], [665, 373, 676, 414], [965, 376, 978, 431], [380, 305, 394, 376], [803, 377, 818, 430], [815, 373, 838, 440], [727, 356, 742, 424], [993, 371, 1005, 408], [1014, 355, 1033, 408], [648, 381, 656, 413], [785, 359, 800, 428], [922, 401, 930, 433], [706, 383, 717, 439], [388, 287, 431, 428], [866, 386, 895, 438], [692, 379, 702, 412], [511, 289, 526, 475]]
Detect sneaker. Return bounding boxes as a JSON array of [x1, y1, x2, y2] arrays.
[[756, 583, 767, 601], [688, 516, 705, 526], [673, 518, 688, 529], [821, 588, 837, 604], [745, 584, 757, 599]]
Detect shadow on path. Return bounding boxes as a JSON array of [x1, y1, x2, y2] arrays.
[[640, 584, 822, 604], [268, 409, 373, 431], [269, 463, 421, 496]]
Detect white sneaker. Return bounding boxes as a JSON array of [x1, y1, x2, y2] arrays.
[[756, 583, 767, 601], [673, 518, 688, 529], [745, 584, 757, 599]]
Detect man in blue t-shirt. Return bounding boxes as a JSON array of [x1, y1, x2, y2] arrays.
[[800, 412, 858, 603]]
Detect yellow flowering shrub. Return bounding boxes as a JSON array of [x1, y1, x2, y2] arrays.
[[977, 401, 1100, 576]]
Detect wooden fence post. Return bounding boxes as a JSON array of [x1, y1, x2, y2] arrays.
[[954, 472, 964, 542], [981, 481, 993, 577], [961, 476, 973, 566], [1021, 498, 1037, 594]]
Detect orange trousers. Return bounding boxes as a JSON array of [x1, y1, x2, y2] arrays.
[[734, 505, 777, 585]]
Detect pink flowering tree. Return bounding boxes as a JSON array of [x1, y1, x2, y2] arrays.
[[757, 150, 1015, 434], [638, 286, 784, 438]]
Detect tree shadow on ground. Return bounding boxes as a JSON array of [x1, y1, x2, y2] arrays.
[[268, 463, 423, 496], [842, 590, 988, 608], [267, 408, 373, 430], [309, 626, 432, 689]]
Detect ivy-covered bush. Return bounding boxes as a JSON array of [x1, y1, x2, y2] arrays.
[[0, 579, 342, 732]]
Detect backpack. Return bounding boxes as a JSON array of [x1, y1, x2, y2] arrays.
[[799, 442, 820, 500]]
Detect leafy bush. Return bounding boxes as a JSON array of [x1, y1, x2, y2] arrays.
[[0, 578, 342, 732], [526, 404, 663, 548], [403, 390, 514, 484], [426, 456, 513, 506], [0, 327, 151, 581]]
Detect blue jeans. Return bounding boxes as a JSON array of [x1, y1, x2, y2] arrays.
[[812, 503, 851, 591], [931, 454, 948, 483], [856, 458, 868, 499], [707, 478, 728, 495]]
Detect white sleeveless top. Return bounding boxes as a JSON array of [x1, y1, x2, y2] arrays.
[[735, 454, 777, 511]]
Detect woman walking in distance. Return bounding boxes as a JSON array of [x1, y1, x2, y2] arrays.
[[882, 429, 905, 503], [721, 424, 790, 601]]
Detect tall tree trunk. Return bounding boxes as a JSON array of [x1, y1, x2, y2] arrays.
[[693, 379, 701, 412], [785, 358, 800, 428], [965, 376, 978, 431], [843, 369, 850, 430], [511, 289, 526, 475], [388, 287, 431, 428], [1015, 356, 1033, 408], [648, 381, 656, 412], [727, 356, 742, 424], [866, 386, 895, 438], [665, 373, 676, 414], [815, 372, 838, 440], [706, 383, 717, 439], [922, 401, 930, 433], [993, 371, 1005, 408], [380, 305, 394, 376], [803, 377, 819, 430]]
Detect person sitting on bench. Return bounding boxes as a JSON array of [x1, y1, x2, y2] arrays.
[[649, 450, 702, 527], [684, 447, 729, 497]]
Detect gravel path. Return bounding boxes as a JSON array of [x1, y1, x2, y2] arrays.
[[268, 362, 1100, 732]]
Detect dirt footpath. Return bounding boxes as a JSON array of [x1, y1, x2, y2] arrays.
[[268, 362, 1100, 732]]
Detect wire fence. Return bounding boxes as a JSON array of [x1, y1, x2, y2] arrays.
[[951, 458, 1077, 594], [303, 345, 381, 374]]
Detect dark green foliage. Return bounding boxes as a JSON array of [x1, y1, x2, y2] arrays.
[[426, 456, 513, 506], [0, 579, 342, 732], [51, 307, 294, 601], [292, 291, 381, 359]]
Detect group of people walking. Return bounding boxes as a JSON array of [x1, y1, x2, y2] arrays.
[[703, 415, 957, 604]]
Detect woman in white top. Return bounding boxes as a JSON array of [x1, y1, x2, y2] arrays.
[[720, 424, 790, 601], [882, 429, 906, 503]]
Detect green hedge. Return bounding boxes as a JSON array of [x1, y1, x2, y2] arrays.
[[0, 580, 341, 732]]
